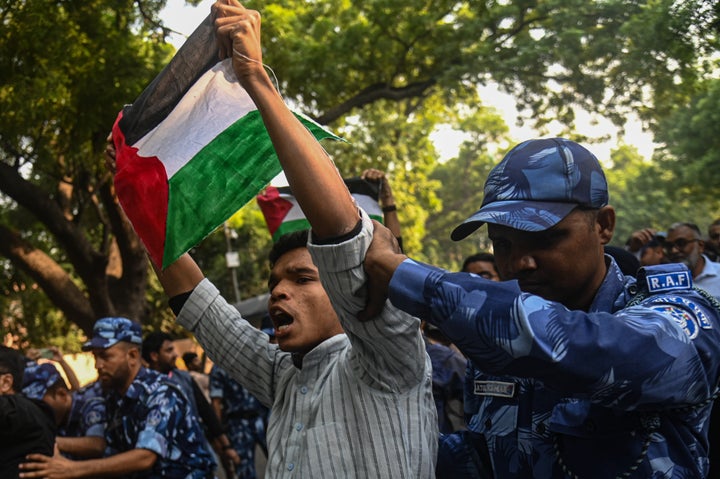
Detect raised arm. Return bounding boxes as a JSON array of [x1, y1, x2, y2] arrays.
[[152, 253, 204, 298], [214, 0, 358, 239]]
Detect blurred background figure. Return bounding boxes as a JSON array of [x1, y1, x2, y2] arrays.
[[705, 219, 720, 262], [665, 222, 720, 300], [210, 364, 268, 479], [604, 246, 641, 277], [638, 234, 667, 267], [25, 346, 81, 391], [143, 331, 239, 478], [0, 346, 56, 478], [182, 351, 211, 402], [461, 253, 501, 280], [22, 362, 107, 459]]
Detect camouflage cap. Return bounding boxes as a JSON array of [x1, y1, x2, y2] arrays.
[[82, 317, 143, 351], [451, 138, 609, 240], [22, 362, 64, 400]]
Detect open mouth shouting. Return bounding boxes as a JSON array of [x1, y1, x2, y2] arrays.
[[270, 307, 295, 337]]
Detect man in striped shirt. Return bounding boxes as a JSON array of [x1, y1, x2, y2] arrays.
[[151, 1, 437, 477]]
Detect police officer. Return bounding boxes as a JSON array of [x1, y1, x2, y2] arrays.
[[20, 317, 215, 478], [361, 138, 720, 478], [143, 331, 239, 477], [22, 362, 107, 459], [209, 364, 268, 479]]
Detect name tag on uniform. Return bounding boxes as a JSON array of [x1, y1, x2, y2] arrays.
[[474, 380, 516, 398], [646, 271, 692, 293]]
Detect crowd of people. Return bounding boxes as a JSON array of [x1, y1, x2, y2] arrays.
[[3, 0, 720, 477], [1, 319, 272, 479]]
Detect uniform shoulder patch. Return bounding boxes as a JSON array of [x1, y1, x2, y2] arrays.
[[642, 294, 713, 339], [648, 304, 700, 339], [643, 295, 713, 330]]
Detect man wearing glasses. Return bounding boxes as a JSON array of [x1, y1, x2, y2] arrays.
[[664, 222, 720, 300], [706, 219, 720, 262]]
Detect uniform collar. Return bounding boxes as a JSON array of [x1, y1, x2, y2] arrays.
[[589, 255, 636, 314]]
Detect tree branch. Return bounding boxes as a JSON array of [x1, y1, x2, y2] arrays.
[[0, 224, 96, 335], [316, 79, 437, 125]]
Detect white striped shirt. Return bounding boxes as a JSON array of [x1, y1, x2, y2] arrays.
[[177, 211, 437, 478]]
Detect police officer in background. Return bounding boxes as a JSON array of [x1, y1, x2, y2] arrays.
[[0, 346, 55, 478], [22, 362, 107, 459], [143, 331, 240, 478], [20, 317, 215, 478], [209, 364, 268, 479], [361, 138, 720, 478]]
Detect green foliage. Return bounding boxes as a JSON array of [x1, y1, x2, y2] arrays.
[[606, 143, 720, 245], [192, 202, 274, 303], [654, 80, 720, 208], [324, 98, 443, 256], [0, 0, 175, 340], [1, 0, 719, 343], [423, 102, 511, 270]]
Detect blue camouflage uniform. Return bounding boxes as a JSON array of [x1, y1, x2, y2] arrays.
[[105, 366, 215, 479], [61, 380, 107, 442], [22, 362, 107, 459], [209, 365, 267, 479], [424, 340, 466, 434], [392, 256, 720, 478]]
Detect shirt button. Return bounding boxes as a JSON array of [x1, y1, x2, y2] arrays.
[[536, 423, 546, 435], [300, 386, 308, 394], [484, 418, 492, 429], [287, 463, 295, 471], [295, 422, 303, 431]]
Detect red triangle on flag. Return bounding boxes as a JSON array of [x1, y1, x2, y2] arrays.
[[257, 186, 294, 237]]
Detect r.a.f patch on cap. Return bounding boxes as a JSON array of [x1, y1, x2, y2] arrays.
[[646, 271, 692, 294]]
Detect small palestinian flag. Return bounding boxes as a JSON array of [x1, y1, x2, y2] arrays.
[[256, 178, 383, 241], [112, 14, 340, 268]]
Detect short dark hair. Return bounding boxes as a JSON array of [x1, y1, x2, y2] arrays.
[[45, 377, 69, 397], [268, 230, 310, 267], [0, 346, 26, 392], [668, 222, 701, 238], [141, 331, 173, 363], [462, 252, 496, 273], [182, 352, 198, 369]]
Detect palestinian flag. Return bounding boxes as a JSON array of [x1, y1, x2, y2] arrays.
[[256, 178, 383, 241], [112, 14, 340, 268]]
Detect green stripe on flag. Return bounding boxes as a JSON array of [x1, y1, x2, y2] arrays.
[[271, 218, 312, 242], [271, 214, 383, 242], [165, 110, 340, 268]]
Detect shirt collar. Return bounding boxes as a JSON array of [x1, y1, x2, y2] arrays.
[[291, 334, 348, 369], [589, 255, 636, 314]]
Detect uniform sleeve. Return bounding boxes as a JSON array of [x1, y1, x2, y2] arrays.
[[208, 366, 224, 400], [80, 394, 107, 438], [134, 384, 200, 461], [307, 209, 428, 393], [389, 259, 720, 410], [176, 279, 292, 408]]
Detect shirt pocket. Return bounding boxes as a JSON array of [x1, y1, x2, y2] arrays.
[[302, 422, 357, 478]]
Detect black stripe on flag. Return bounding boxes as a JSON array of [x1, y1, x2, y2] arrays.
[[119, 15, 218, 146]]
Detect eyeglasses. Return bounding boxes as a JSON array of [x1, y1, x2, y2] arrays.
[[663, 238, 699, 253], [710, 233, 720, 241]]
